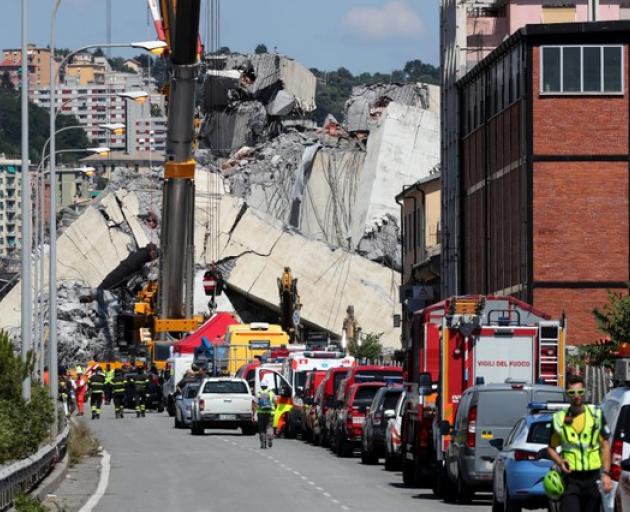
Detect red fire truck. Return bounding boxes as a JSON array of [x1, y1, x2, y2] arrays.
[[399, 295, 566, 492]]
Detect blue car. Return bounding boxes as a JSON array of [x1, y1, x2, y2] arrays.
[[492, 404, 568, 512]]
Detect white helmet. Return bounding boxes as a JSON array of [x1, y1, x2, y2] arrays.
[[261, 382, 269, 389]]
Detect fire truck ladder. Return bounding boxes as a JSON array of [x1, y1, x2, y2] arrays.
[[538, 321, 561, 385]]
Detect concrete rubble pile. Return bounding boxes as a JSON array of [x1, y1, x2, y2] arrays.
[[211, 82, 440, 270], [201, 53, 317, 156], [0, 167, 162, 363]]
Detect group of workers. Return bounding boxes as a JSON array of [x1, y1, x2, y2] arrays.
[[58, 364, 157, 420]]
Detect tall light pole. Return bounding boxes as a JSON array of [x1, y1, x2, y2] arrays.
[[21, 0, 32, 401], [46, 23, 165, 432]]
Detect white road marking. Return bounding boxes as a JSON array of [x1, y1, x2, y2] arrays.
[[300, 475, 307, 480], [78, 450, 110, 512], [293, 471, 300, 476], [341, 506, 350, 511], [316, 487, 324, 491], [332, 499, 340, 504], [323, 492, 331, 498], [308, 481, 315, 486]]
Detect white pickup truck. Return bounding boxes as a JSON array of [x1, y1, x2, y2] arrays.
[[190, 378, 256, 436]]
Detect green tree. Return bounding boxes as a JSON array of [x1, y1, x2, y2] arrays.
[[0, 330, 54, 464], [0, 89, 89, 161], [93, 47, 105, 58], [1, 71, 14, 92], [255, 44, 268, 55], [348, 332, 383, 361], [593, 286, 630, 344]]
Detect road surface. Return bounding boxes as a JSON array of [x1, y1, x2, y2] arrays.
[[85, 409, 491, 512]]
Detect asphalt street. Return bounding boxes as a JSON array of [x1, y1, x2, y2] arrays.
[[83, 407, 493, 512]]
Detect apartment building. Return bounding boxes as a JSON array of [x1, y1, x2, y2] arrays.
[[0, 156, 24, 258], [32, 72, 146, 150], [0, 45, 57, 88]]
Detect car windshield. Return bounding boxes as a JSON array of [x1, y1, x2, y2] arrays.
[[185, 385, 200, 399], [202, 381, 249, 394], [383, 390, 403, 411], [527, 420, 552, 445], [478, 390, 528, 426], [294, 371, 308, 389], [354, 387, 381, 405], [355, 371, 403, 383], [614, 404, 630, 440]]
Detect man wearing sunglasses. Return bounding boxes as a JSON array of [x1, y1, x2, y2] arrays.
[[547, 374, 612, 511]]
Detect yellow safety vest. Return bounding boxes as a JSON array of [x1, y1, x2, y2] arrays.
[[552, 405, 603, 472]]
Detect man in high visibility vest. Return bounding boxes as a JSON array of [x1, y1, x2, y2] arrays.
[[131, 366, 149, 418], [104, 364, 114, 404], [547, 374, 612, 511], [257, 382, 276, 449]]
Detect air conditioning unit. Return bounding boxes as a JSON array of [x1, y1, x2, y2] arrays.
[[614, 358, 630, 383]]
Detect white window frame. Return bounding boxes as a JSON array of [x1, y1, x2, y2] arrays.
[[540, 44, 624, 95]]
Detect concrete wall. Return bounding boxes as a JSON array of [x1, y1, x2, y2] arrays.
[[354, 101, 440, 247]]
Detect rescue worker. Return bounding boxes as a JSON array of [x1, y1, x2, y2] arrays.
[[547, 374, 612, 511], [89, 365, 106, 420], [256, 382, 275, 449], [75, 367, 88, 416], [111, 368, 127, 419], [104, 364, 114, 404], [132, 366, 149, 418]]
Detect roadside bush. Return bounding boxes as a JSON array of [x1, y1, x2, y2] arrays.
[[0, 331, 54, 464], [68, 420, 100, 466], [14, 495, 46, 512]]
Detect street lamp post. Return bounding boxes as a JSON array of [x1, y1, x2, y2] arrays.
[[21, 0, 31, 401], [46, 8, 166, 431]]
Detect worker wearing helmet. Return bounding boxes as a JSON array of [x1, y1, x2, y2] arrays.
[[89, 365, 106, 420], [546, 374, 612, 511], [131, 366, 149, 418], [257, 382, 276, 449], [111, 368, 127, 419]]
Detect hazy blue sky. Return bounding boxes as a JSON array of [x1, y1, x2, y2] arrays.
[[1, 0, 438, 74]]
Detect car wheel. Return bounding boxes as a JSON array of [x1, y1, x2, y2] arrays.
[[491, 494, 503, 512], [403, 458, 416, 487], [384, 451, 397, 471], [457, 474, 474, 504], [361, 444, 378, 465], [191, 422, 204, 436], [167, 396, 175, 417], [174, 415, 182, 429], [241, 424, 256, 436], [504, 489, 522, 512]]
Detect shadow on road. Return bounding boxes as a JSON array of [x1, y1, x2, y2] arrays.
[[411, 490, 492, 507]]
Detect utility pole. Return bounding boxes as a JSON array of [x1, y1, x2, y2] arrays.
[[20, 0, 32, 401]]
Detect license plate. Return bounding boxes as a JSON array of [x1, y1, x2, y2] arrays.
[[219, 414, 236, 420], [352, 417, 365, 425]]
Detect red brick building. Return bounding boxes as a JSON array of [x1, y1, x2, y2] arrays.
[[458, 21, 630, 345]]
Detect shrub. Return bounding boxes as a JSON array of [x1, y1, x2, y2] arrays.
[[68, 421, 100, 466], [0, 331, 54, 464]]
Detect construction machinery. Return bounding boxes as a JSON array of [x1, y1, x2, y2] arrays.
[[278, 267, 302, 344]]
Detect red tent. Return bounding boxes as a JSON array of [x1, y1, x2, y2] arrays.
[[172, 312, 239, 354]]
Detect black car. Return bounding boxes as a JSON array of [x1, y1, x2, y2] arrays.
[[361, 385, 403, 464]]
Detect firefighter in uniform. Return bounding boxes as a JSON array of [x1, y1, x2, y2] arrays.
[[111, 368, 127, 418], [256, 382, 276, 449], [132, 366, 149, 418], [104, 364, 114, 404], [89, 365, 106, 420], [547, 374, 613, 512]]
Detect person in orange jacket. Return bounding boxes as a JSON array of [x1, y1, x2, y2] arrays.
[[75, 368, 88, 416]]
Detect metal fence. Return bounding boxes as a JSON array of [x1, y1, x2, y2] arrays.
[[0, 426, 69, 511]]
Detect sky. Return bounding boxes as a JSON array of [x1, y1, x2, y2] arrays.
[[1, 0, 439, 74]]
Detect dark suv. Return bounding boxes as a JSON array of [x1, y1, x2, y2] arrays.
[[361, 385, 403, 464], [333, 382, 385, 457]]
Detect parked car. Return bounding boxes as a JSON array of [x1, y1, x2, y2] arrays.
[[328, 365, 405, 448], [190, 378, 256, 436], [320, 367, 354, 447], [311, 380, 327, 445], [333, 382, 386, 457], [446, 383, 566, 503], [618, 458, 630, 512], [361, 385, 404, 464], [301, 370, 327, 443], [601, 386, 630, 512], [492, 403, 568, 512], [384, 390, 406, 471], [174, 382, 200, 429]]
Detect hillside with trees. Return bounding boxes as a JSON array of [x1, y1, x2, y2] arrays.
[[0, 82, 89, 162]]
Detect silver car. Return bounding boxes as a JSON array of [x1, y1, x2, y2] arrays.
[[384, 390, 405, 470], [174, 383, 200, 429]]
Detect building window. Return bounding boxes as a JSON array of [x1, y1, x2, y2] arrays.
[[541, 45, 623, 94]]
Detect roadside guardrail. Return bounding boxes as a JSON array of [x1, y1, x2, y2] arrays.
[[0, 425, 69, 511]]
